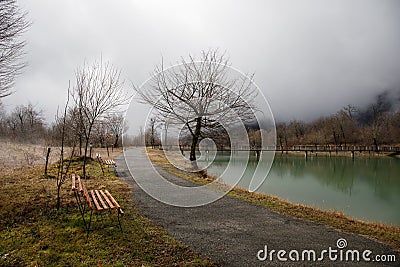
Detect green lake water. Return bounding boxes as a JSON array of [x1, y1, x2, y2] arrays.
[[205, 152, 400, 226]]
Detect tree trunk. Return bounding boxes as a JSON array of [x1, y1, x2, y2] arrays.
[[189, 117, 202, 169], [114, 134, 119, 148], [373, 137, 378, 152], [83, 124, 94, 179], [83, 138, 89, 179], [79, 136, 82, 156], [332, 130, 338, 146], [340, 125, 347, 147], [189, 135, 199, 161]]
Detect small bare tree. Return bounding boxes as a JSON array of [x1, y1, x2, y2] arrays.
[[72, 59, 129, 178], [106, 113, 127, 148], [134, 50, 258, 169], [145, 117, 159, 148], [0, 0, 30, 98], [66, 106, 85, 155], [55, 84, 75, 210]]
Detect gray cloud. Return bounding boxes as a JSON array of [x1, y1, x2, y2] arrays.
[[2, 0, 400, 130]]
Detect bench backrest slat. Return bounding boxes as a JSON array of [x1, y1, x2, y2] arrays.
[[71, 174, 76, 191], [77, 175, 83, 193], [73, 174, 92, 210], [82, 185, 92, 209]]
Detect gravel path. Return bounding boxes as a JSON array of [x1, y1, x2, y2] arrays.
[[115, 148, 399, 266]]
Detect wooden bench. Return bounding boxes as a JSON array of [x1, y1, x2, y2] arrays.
[[71, 173, 124, 238], [96, 154, 117, 174], [104, 159, 117, 166]]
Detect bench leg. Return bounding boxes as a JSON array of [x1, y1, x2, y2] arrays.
[[74, 192, 88, 231], [86, 210, 93, 241], [117, 211, 123, 232], [104, 208, 122, 232], [97, 156, 105, 174]]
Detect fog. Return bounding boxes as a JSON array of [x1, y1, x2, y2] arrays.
[[2, 0, 400, 130]]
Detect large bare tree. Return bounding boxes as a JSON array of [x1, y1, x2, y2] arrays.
[[134, 50, 258, 168], [72, 59, 129, 178], [0, 0, 30, 97]]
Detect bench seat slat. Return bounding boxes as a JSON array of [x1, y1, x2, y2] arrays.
[[95, 190, 109, 210], [100, 190, 115, 209], [104, 190, 121, 209], [106, 160, 115, 165], [90, 190, 103, 211]]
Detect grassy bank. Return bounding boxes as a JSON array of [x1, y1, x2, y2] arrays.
[[0, 157, 215, 266], [147, 148, 400, 251]]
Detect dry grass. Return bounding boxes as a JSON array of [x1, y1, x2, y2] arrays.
[[0, 143, 216, 266], [0, 140, 124, 167], [0, 141, 58, 167], [147, 148, 400, 252]]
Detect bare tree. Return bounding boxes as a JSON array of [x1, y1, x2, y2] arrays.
[[134, 50, 257, 168], [65, 106, 85, 155], [145, 117, 158, 148], [288, 120, 306, 145], [3, 103, 45, 141], [55, 86, 71, 210], [72, 59, 129, 178], [0, 0, 30, 97], [106, 113, 127, 148], [276, 122, 289, 149]]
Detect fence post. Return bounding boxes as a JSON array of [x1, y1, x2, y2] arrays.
[[44, 147, 51, 176]]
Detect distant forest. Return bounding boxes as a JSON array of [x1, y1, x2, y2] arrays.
[[1, 89, 399, 149], [0, 102, 125, 150], [276, 90, 400, 148]]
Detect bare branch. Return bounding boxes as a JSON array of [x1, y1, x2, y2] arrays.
[[0, 0, 30, 97]]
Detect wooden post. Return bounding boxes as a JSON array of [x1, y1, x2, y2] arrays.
[[44, 147, 51, 176]]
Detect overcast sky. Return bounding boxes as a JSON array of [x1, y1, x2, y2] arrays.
[[2, 0, 400, 129]]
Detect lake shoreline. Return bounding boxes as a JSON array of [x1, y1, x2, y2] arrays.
[[273, 150, 398, 158], [176, 147, 398, 159]]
